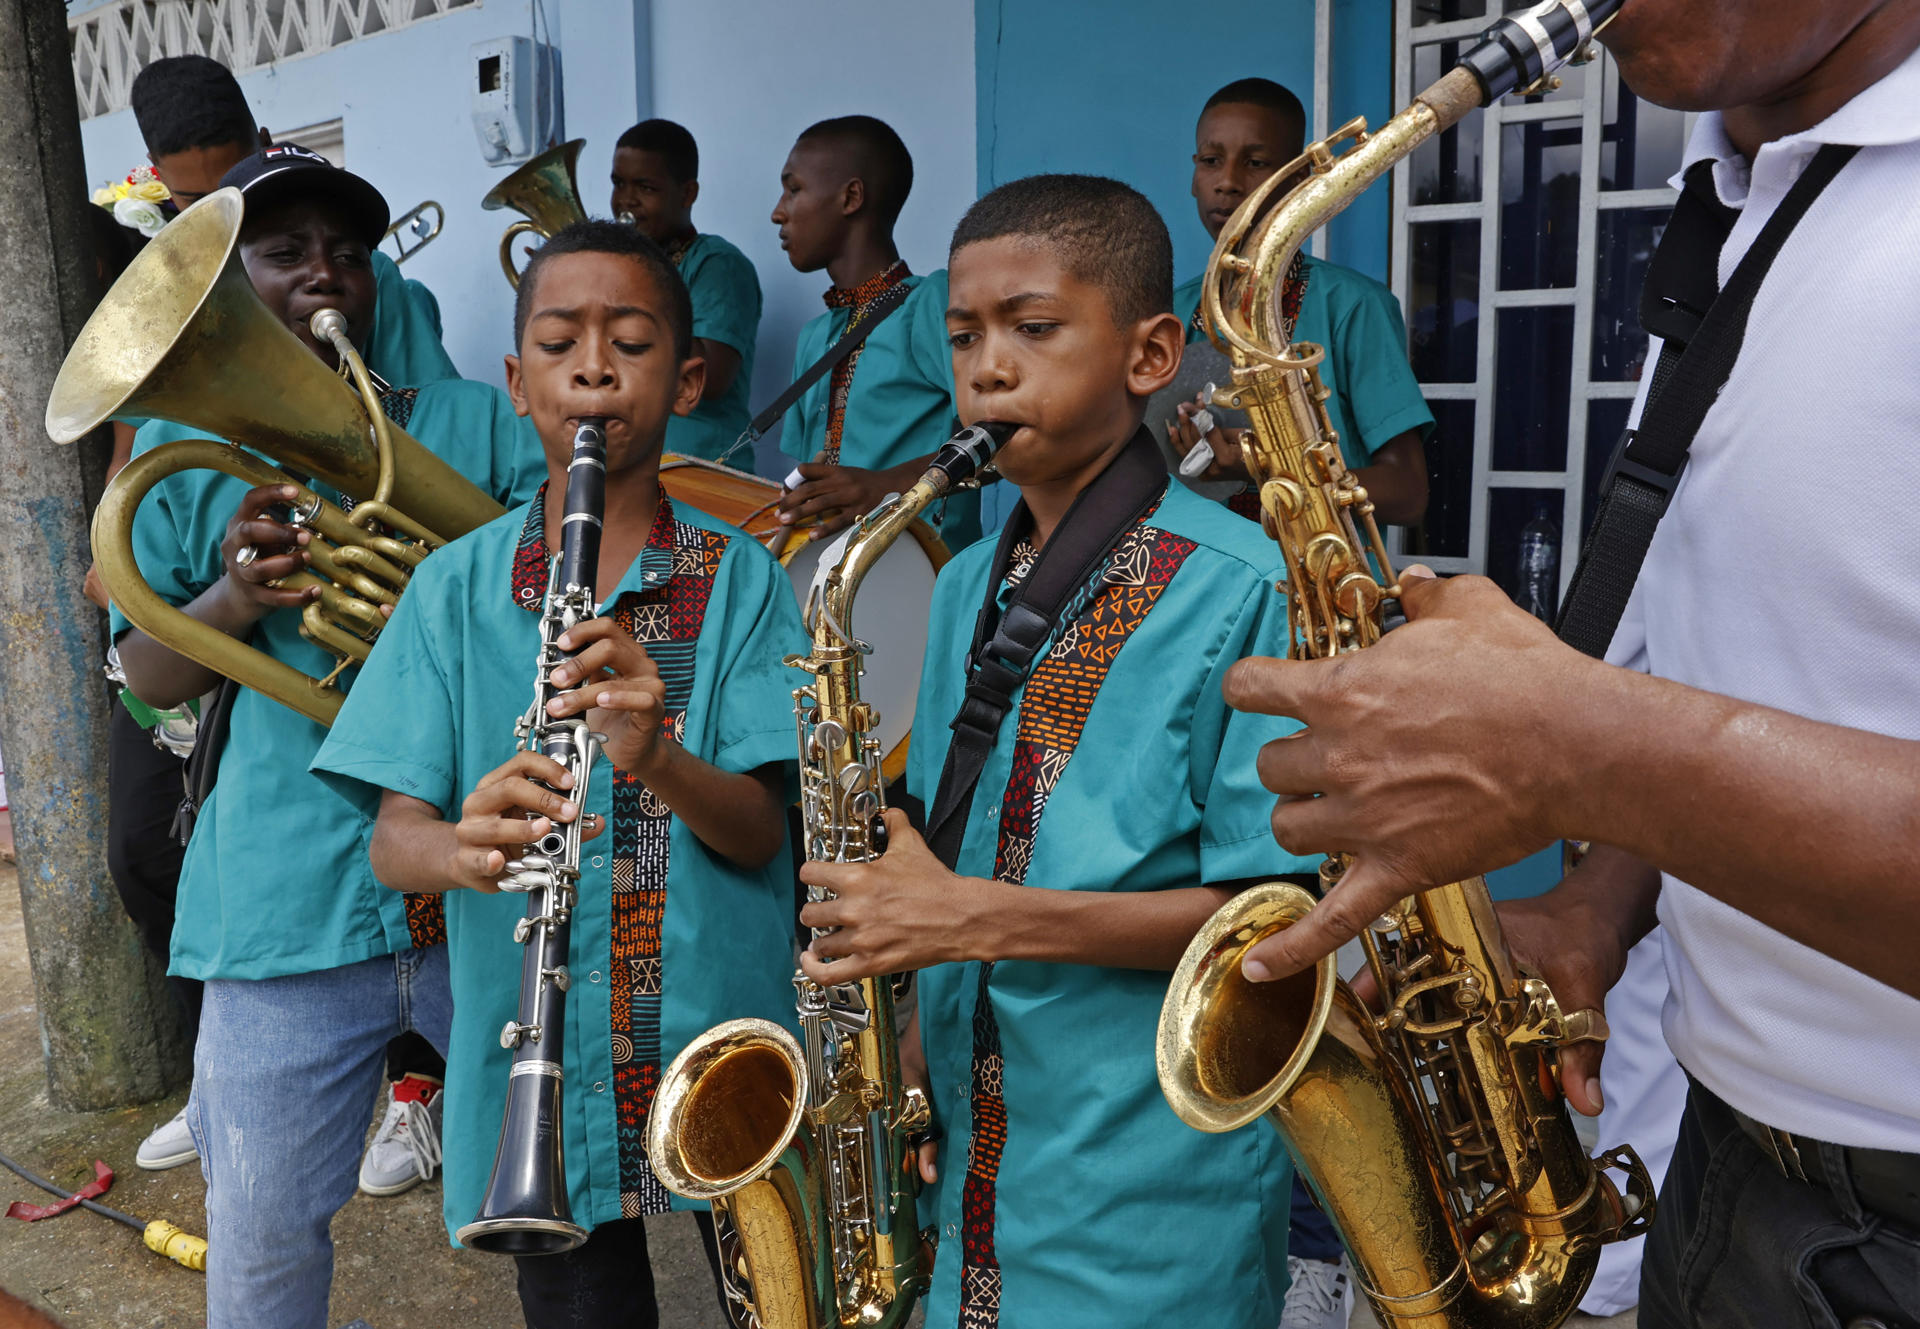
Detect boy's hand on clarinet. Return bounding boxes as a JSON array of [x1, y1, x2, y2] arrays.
[[798, 810, 979, 981], [219, 484, 317, 613], [452, 751, 604, 894], [546, 616, 670, 775]]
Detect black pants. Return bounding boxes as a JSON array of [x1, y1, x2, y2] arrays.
[[105, 703, 200, 1035], [1640, 1081, 1920, 1328], [515, 1211, 728, 1329]]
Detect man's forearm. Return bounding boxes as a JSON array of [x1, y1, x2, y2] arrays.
[[965, 880, 1235, 972], [1353, 431, 1429, 527], [1564, 664, 1920, 996], [117, 577, 267, 707]]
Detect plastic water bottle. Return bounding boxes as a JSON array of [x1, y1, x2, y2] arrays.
[[1516, 508, 1560, 622]]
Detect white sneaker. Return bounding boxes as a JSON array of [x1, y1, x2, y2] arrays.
[[1280, 1253, 1354, 1329], [135, 1106, 198, 1170], [358, 1073, 444, 1197]]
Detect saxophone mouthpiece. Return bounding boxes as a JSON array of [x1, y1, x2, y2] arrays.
[[931, 421, 1018, 488]]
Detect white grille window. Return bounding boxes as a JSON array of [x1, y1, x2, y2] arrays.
[[277, 117, 346, 165], [69, 0, 481, 121], [1390, 0, 1687, 619]]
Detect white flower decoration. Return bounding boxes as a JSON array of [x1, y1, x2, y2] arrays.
[[112, 196, 166, 238]]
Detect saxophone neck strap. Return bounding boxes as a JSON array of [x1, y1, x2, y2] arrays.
[[736, 279, 914, 447], [923, 427, 1168, 868], [1555, 141, 1858, 658]]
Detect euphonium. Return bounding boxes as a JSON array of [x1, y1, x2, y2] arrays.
[[45, 187, 504, 727], [646, 422, 1013, 1329], [457, 418, 609, 1255], [482, 138, 588, 289], [1156, 7, 1655, 1328]]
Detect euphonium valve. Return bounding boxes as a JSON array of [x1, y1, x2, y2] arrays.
[[1159, 6, 1654, 1327], [648, 422, 1014, 1329]]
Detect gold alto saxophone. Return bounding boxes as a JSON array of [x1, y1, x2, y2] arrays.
[[647, 423, 1013, 1329], [1157, 6, 1655, 1328]]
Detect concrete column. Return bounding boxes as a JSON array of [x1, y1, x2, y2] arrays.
[[0, 0, 188, 1109]]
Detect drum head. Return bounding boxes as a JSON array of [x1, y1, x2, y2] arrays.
[[781, 527, 942, 774]]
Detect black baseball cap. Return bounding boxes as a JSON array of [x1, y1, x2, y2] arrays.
[[219, 142, 390, 246]]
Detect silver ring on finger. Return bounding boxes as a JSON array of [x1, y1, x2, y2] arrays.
[[234, 544, 258, 568]]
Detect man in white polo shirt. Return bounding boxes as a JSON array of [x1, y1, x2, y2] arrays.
[[1222, 2, 1920, 1323]]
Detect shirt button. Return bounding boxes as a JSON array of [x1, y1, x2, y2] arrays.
[[591, 856, 604, 868], [589, 970, 602, 983], [593, 1081, 606, 1094], [944, 1223, 957, 1238]]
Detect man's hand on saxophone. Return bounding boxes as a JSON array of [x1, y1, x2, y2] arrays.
[[1223, 565, 1920, 1003], [797, 808, 979, 980]]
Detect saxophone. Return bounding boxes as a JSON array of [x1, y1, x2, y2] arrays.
[[458, 418, 609, 1255], [1156, 7, 1654, 1327], [647, 422, 1014, 1329]]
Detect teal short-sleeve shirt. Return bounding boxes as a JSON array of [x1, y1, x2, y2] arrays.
[[667, 232, 763, 461], [777, 270, 980, 550], [313, 487, 805, 1239], [904, 478, 1316, 1328], [1175, 254, 1433, 472], [107, 378, 543, 981], [368, 251, 460, 386]]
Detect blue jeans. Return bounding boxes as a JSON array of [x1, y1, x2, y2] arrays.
[[187, 947, 452, 1329], [1640, 1081, 1920, 1329]]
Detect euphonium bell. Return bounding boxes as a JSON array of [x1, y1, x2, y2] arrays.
[[45, 187, 505, 725], [481, 138, 588, 288]]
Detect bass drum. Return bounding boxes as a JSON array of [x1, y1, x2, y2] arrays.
[[658, 454, 947, 782]]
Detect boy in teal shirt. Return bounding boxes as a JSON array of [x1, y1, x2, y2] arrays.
[[1172, 77, 1431, 527], [611, 119, 762, 461], [770, 115, 980, 551], [313, 221, 803, 1329], [798, 175, 1315, 1329], [111, 153, 539, 1329]]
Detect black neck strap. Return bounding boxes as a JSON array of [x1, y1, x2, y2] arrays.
[[735, 280, 913, 449], [1556, 142, 1857, 658], [923, 427, 1169, 868]]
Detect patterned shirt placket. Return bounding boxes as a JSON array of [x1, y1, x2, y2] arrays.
[[953, 510, 1198, 1328], [821, 259, 912, 465]]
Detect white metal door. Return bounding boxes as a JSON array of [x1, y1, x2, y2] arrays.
[[1389, 0, 1689, 616]]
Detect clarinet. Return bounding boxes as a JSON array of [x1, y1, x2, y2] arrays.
[[457, 417, 608, 1255]]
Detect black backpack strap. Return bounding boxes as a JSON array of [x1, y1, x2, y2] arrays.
[[731, 279, 913, 453], [1556, 142, 1857, 658], [923, 428, 1169, 868], [171, 676, 240, 846]]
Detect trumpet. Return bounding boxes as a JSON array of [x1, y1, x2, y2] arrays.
[[1156, 5, 1654, 1327], [46, 187, 505, 726], [482, 138, 588, 288], [381, 199, 444, 264]]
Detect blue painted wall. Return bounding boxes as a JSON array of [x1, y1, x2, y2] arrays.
[[972, 0, 1397, 527], [973, 0, 1396, 286]]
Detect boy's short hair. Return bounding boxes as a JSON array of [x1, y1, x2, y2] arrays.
[[614, 118, 699, 183], [130, 56, 257, 158], [950, 174, 1173, 328], [795, 115, 913, 225], [1202, 77, 1308, 151], [514, 220, 693, 361]]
